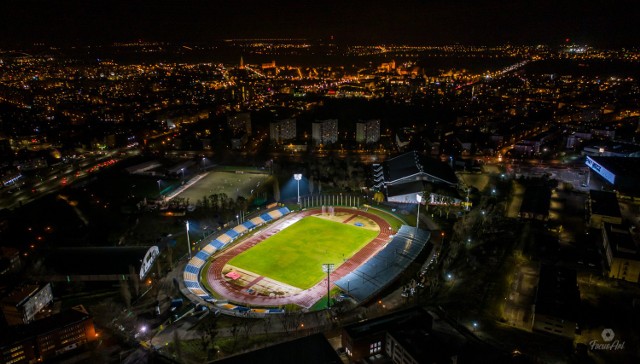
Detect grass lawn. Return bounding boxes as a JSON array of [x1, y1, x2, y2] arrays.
[[176, 170, 268, 202], [227, 216, 378, 289]]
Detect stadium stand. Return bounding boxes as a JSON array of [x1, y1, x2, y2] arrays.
[[373, 151, 458, 203], [182, 207, 290, 303], [335, 225, 431, 303]]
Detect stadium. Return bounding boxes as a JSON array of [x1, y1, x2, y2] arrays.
[[182, 199, 431, 316]]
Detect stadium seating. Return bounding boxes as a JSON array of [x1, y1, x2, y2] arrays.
[[182, 207, 291, 308], [335, 225, 430, 303]]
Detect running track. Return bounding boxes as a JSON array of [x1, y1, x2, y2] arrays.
[[205, 208, 393, 309]]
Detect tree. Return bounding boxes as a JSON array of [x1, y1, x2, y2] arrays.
[[199, 318, 218, 360], [173, 329, 183, 361], [166, 245, 174, 268], [119, 279, 131, 308], [273, 178, 280, 202], [241, 319, 253, 340], [129, 265, 140, 297], [229, 322, 240, 352], [308, 176, 315, 195], [262, 316, 272, 338], [236, 196, 248, 212]]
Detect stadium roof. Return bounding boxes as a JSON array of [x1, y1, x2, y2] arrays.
[[386, 152, 423, 182], [386, 180, 424, 197], [384, 151, 457, 186], [335, 225, 430, 303]]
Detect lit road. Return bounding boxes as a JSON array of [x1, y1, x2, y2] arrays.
[[0, 149, 139, 210]]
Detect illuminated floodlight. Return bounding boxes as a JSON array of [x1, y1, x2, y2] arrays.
[[185, 221, 191, 259], [294, 174, 302, 204], [416, 193, 422, 229]]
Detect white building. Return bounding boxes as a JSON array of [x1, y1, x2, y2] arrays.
[[356, 119, 381, 144], [312, 119, 338, 145], [270, 118, 296, 142]]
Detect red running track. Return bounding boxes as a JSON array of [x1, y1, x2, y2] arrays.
[[205, 208, 393, 309]]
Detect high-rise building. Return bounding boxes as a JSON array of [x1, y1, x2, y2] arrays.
[[0, 305, 97, 363], [312, 119, 338, 145], [270, 118, 297, 142], [227, 112, 252, 135], [1, 284, 53, 326], [356, 119, 381, 144]]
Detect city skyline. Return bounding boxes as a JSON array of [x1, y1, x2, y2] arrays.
[[0, 0, 639, 47]]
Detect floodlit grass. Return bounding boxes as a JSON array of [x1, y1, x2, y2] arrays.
[[227, 216, 378, 289], [176, 170, 268, 202], [364, 206, 406, 231]]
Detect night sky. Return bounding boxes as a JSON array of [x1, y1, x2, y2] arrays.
[[0, 0, 638, 46]]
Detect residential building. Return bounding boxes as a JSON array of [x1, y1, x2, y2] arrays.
[[532, 265, 580, 338], [602, 223, 640, 283], [356, 119, 381, 144], [312, 119, 338, 145], [0, 305, 96, 364], [270, 118, 296, 142], [342, 307, 433, 363], [588, 190, 622, 228], [1, 284, 53, 326]]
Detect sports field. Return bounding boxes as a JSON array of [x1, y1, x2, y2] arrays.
[[227, 216, 379, 290], [177, 170, 268, 201]]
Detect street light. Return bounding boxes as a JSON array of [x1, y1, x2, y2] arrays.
[[322, 263, 334, 309], [416, 193, 422, 229], [236, 214, 240, 226], [157, 180, 161, 194], [185, 221, 192, 259], [294, 174, 302, 204]]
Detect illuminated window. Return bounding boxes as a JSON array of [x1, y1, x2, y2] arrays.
[[369, 341, 382, 355]]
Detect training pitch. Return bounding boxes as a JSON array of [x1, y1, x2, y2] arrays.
[[227, 216, 379, 290], [177, 169, 268, 202]]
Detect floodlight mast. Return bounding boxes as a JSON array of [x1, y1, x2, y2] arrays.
[[322, 263, 334, 309], [185, 221, 191, 259], [416, 193, 422, 229], [294, 174, 302, 204]]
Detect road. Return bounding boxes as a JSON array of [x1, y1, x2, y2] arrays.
[[0, 148, 139, 210]]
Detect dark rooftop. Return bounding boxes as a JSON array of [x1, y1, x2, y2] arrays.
[[213, 333, 341, 364], [588, 156, 640, 195], [520, 185, 551, 216], [386, 180, 424, 197], [586, 143, 640, 157], [42, 247, 151, 275], [385, 151, 422, 182], [383, 151, 458, 187], [603, 223, 639, 260], [0, 305, 91, 347], [343, 306, 433, 340], [534, 265, 580, 322], [589, 190, 621, 218]]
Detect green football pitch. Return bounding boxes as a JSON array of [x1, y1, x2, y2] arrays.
[[227, 216, 379, 290]]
